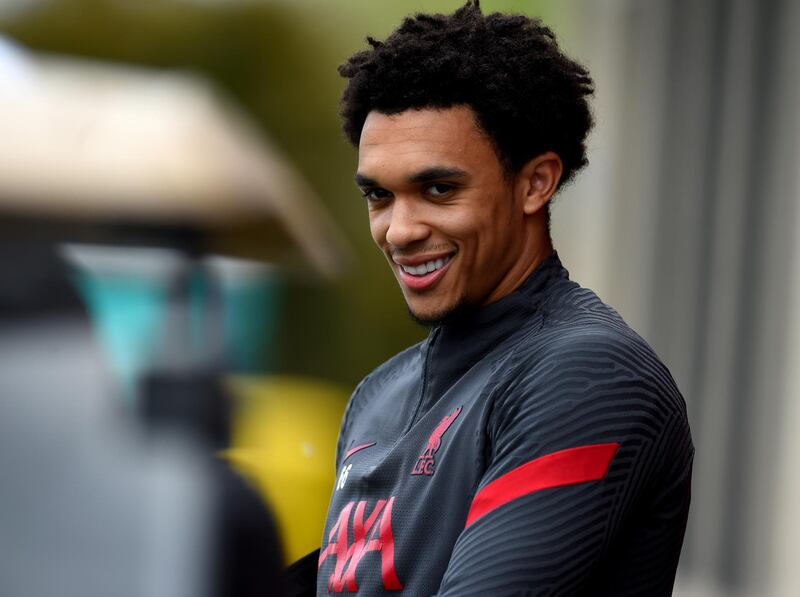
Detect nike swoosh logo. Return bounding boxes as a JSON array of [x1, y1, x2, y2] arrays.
[[344, 442, 377, 461]]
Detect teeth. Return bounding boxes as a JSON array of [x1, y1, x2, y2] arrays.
[[399, 256, 451, 276]]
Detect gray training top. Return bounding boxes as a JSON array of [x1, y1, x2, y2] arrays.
[[317, 252, 693, 596]]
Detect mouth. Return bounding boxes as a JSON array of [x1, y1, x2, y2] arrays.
[[393, 254, 455, 292]]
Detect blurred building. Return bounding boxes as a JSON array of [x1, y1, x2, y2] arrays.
[[551, 1, 800, 596]]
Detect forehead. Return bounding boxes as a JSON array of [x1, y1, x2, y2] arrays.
[[357, 106, 497, 178]]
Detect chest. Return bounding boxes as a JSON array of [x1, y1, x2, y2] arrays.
[[318, 369, 492, 594]]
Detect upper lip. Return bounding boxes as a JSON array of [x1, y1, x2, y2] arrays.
[[391, 252, 455, 267]]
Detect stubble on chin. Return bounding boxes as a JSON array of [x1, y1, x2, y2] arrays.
[[405, 296, 478, 328]]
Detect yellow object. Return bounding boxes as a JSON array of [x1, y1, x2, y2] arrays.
[[225, 375, 349, 563]]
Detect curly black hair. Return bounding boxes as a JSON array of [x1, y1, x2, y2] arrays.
[[338, 0, 594, 189]]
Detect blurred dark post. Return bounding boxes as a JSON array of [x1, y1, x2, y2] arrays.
[[140, 257, 285, 597]]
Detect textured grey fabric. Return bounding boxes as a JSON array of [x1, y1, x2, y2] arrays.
[[318, 253, 692, 596]]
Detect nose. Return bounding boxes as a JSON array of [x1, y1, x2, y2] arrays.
[[384, 197, 430, 249]]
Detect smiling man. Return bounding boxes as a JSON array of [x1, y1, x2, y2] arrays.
[[315, 2, 693, 596], [356, 106, 559, 325]]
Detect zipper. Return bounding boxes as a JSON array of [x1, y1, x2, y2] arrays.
[[404, 327, 440, 432]]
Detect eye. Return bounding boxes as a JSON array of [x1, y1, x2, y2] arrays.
[[426, 183, 454, 197], [361, 187, 392, 202]]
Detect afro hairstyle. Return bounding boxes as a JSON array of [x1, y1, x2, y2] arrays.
[[338, 0, 595, 189]]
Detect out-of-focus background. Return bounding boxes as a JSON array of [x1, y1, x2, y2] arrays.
[[0, 0, 797, 596]]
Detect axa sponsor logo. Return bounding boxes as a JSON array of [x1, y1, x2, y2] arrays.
[[318, 497, 403, 592], [411, 405, 462, 476]]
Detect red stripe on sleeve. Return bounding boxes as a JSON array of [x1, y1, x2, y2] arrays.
[[465, 442, 620, 527]]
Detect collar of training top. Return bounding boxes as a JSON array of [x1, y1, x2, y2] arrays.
[[422, 251, 570, 402]]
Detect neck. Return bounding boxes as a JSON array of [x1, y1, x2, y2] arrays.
[[481, 221, 553, 307]]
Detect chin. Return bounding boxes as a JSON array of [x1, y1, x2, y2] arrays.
[[406, 297, 477, 328]]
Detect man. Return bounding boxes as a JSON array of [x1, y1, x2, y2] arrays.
[[316, 2, 693, 595]]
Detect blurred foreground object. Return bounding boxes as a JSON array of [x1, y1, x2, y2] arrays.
[[0, 237, 286, 597], [0, 35, 351, 398], [139, 276, 286, 597], [0, 240, 214, 597], [0, 37, 351, 278], [0, 38, 355, 596], [225, 376, 349, 564], [64, 246, 282, 399]]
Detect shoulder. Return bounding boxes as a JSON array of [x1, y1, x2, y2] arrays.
[[492, 297, 689, 443], [354, 340, 424, 399], [336, 340, 424, 450], [486, 314, 692, 482]]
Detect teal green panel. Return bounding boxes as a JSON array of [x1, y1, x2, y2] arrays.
[[223, 274, 282, 374], [72, 271, 167, 400]]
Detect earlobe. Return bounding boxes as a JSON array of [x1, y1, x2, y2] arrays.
[[520, 151, 563, 215]]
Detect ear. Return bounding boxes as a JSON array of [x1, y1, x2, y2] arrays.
[[515, 151, 564, 215]]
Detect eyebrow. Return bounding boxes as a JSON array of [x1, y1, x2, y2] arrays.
[[354, 166, 469, 188], [354, 173, 379, 187], [409, 167, 469, 184]]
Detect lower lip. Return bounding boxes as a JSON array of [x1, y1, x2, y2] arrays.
[[397, 258, 453, 291]]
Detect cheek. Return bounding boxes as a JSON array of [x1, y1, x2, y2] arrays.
[[449, 205, 500, 246], [368, 212, 387, 246], [467, 201, 514, 258]]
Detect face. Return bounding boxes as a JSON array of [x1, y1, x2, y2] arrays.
[[356, 106, 544, 325]]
